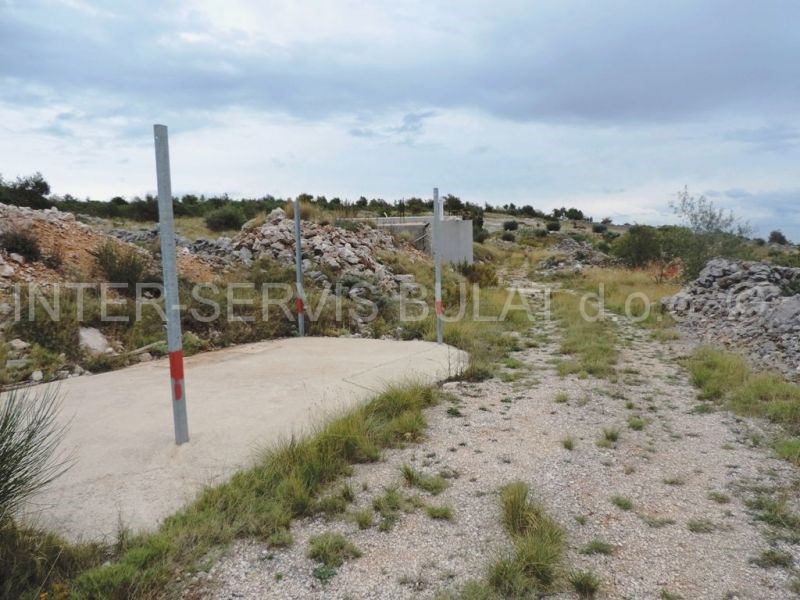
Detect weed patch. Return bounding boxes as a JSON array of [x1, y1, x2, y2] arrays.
[[402, 465, 448, 495]]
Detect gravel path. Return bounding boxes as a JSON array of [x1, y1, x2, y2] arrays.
[[195, 277, 800, 599]]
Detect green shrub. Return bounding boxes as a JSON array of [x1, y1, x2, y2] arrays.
[[0, 521, 105, 600], [492, 481, 565, 593], [401, 464, 448, 495], [546, 221, 561, 232], [307, 532, 360, 567], [457, 262, 498, 287], [0, 227, 41, 262], [686, 347, 749, 400], [501, 232, 515, 242], [570, 570, 602, 598], [204, 205, 245, 232], [769, 230, 789, 245], [503, 220, 518, 231], [591, 223, 607, 234], [13, 289, 81, 359], [0, 386, 70, 520], [474, 228, 489, 243], [91, 241, 154, 296]]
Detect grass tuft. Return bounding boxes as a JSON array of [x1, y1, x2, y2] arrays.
[[579, 539, 614, 555], [426, 505, 454, 521], [307, 532, 361, 568], [487, 481, 565, 595], [750, 548, 793, 569], [687, 519, 716, 533], [401, 465, 448, 495], [570, 569, 602, 598], [611, 496, 633, 511]]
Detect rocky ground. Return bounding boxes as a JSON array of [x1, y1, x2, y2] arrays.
[[664, 258, 800, 379], [538, 237, 616, 275], [195, 273, 800, 599]]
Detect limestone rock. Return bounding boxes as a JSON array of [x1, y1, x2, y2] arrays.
[[79, 327, 111, 355]]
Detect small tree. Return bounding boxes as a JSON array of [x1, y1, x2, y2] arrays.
[[443, 194, 464, 214], [503, 220, 519, 231], [546, 221, 561, 232], [769, 230, 789, 245], [205, 205, 245, 231], [670, 187, 752, 279]]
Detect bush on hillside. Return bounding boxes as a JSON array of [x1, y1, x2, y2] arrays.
[[503, 220, 519, 231], [457, 261, 499, 287], [205, 205, 246, 232], [0, 227, 41, 262], [769, 230, 789, 245], [546, 221, 561, 232], [91, 241, 154, 296], [501, 232, 516, 242], [592, 223, 607, 234], [474, 228, 489, 243], [13, 289, 81, 358]]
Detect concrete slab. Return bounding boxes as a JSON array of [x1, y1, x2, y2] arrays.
[[18, 337, 467, 542]]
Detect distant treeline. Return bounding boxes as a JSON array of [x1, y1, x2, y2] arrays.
[[0, 172, 589, 225]]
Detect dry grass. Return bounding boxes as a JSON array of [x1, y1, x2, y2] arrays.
[[686, 346, 800, 465], [564, 267, 680, 332], [552, 291, 618, 378]]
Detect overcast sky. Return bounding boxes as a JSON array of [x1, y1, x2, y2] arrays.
[[1, 0, 799, 238]]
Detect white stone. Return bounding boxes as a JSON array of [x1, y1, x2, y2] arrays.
[[8, 338, 30, 351], [79, 327, 111, 355], [30, 370, 43, 382], [9, 253, 25, 264]]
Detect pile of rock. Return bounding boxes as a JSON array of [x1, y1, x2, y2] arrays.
[[222, 208, 414, 290], [663, 258, 800, 377], [538, 237, 614, 273]]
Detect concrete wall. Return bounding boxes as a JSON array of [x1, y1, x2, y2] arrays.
[[440, 220, 474, 265], [340, 216, 474, 264]]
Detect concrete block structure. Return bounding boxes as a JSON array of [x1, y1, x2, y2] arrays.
[[348, 216, 473, 264]]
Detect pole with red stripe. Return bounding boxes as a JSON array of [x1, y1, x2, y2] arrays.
[[293, 198, 306, 336], [153, 124, 189, 445], [433, 187, 443, 344]]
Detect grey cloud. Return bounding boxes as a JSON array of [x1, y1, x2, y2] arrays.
[[705, 188, 800, 240], [725, 125, 800, 151], [2, 0, 799, 131]]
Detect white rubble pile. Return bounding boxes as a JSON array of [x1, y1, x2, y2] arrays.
[[225, 209, 412, 291], [663, 257, 800, 377], [538, 236, 615, 273]]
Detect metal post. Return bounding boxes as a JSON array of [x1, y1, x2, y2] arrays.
[[293, 198, 305, 336], [153, 124, 189, 445], [433, 187, 443, 344]]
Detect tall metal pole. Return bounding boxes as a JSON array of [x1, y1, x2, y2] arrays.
[[293, 198, 305, 336], [153, 124, 189, 445], [433, 187, 443, 344]]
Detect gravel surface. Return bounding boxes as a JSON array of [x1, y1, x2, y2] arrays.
[[195, 277, 800, 599]]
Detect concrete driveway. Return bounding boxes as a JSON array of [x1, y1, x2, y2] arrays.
[[19, 337, 467, 541]]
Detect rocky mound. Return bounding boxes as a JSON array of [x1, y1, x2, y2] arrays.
[[663, 258, 800, 377], [227, 208, 418, 291], [110, 208, 421, 291], [538, 237, 614, 273], [0, 203, 221, 290]]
